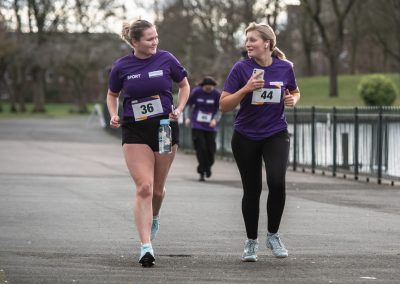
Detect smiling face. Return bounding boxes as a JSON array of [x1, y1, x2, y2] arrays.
[[245, 30, 270, 59], [132, 26, 159, 58]]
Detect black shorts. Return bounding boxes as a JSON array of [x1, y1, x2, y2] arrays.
[[121, 115, 179, 152]]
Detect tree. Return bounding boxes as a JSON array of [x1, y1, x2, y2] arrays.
[[156, 0, 287, 84], [0, 17, 17, 113], [302, 0, 357, 97], [367, 0, 400, 68]]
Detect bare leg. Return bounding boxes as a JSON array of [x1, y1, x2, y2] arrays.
[[123, 144, 155, 244], [152, 144, 177, 216]]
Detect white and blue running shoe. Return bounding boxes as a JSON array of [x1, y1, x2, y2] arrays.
[[139, 243, 155, 267], [241, 239, 259, 262], [266, 233, 288, 258], [150, 216, 160, 241]]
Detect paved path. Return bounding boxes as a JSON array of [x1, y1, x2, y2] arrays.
[[0, 117, 399, 283]]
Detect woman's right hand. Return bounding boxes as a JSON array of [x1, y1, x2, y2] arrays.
[[109, 115, 120, 128], [244, 74, 265, 93]]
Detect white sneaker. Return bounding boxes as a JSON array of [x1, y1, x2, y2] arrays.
[[139, 243, 155, 267], [241, 239, 259, 262], [266, 233, 288, 258], [150, 216, 160, 241]]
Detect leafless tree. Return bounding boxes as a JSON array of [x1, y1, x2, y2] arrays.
[[302, 0, 357, 97], [367, 0, 400, 68]]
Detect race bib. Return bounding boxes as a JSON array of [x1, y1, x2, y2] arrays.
[[252, 87, 281, 104], [196, 111, 212, 123], [131, 95, 164, 121]]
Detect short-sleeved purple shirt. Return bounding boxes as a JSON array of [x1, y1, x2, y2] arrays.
[[108, 50, 187, 119], [187, 86, 221, 132], [223, 57, 297, 140]]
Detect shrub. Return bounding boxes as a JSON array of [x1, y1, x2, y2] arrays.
[[358, 74, 398, 106]]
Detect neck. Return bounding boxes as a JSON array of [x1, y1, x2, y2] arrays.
[[133, 50, 153, 59], [254, 54, 273, 67]]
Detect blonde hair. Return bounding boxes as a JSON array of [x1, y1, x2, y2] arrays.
[[245, 22, 286, 60], [121, 19, 154, 48]]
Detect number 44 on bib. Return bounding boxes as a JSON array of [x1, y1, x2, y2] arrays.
[[252, 87, 281, 104]]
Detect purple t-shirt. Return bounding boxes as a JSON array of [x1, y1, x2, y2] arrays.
[[108, 50, 187, 120], [223, 57, 297, 140], [187, 86, 221, 132]]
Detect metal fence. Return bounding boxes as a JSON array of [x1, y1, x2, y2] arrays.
[[179, 106, 400, 184], [101, 103, 400, 183]]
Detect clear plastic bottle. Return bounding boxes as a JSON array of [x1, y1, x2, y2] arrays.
[[159, 119, 172, 154]]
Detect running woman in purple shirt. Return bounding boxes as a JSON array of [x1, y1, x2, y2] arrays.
[[185, 76, 221, 181], [220, 23, 300, 261], [106, 19, 190, 267]]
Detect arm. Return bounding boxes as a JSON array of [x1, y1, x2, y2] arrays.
[[219, 74, 264, 112], [184, 104, 193, 127], [170, 77, 190, 121], [284, 88, 301, 107], [106, 90, 120, 128]]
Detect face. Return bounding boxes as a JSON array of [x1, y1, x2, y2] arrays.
[[133, 26, 158, 58], [245, 30, 269, 59], [202, 85, 215, 93]]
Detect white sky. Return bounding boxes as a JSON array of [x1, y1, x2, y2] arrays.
[[1, 0, 300, 34]]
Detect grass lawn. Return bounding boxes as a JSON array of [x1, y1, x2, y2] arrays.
[[0, 103, 95, 119], [296, 73, 400, 107]]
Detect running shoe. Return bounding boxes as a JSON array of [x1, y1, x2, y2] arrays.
[[241, 239, 259, 262], [199, 173, 205, 182], [266, 233, 288, 258], [139, 243, 155, 267], [150, 216, 160, 241]]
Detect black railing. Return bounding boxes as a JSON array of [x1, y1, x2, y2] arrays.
[[103, 104, 400, 183]]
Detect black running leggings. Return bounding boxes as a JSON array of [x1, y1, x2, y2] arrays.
[[231, 129, 290, 239], [192, 129, 217, 174]]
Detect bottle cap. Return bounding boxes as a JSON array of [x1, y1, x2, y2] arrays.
[[160, 119, 170, 125]]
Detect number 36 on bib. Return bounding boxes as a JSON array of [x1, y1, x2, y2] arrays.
[[252, 87, 281, 104], [131, 95, 164, 121]]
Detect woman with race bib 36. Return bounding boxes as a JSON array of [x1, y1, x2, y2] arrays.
[[106, 19, 190, 267]]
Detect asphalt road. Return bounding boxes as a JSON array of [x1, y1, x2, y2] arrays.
[[0, 117, 399, 283]]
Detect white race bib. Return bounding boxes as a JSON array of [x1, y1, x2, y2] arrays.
[[252, 88, 281, 104], [132, 96, 163, 121], [196, 111, 212, 123]]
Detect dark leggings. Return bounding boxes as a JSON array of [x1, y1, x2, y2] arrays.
[[231, 129, 290, 239], [192, 129, 217, 174]]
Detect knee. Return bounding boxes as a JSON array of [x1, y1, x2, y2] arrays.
[[152, 187, 165, 200], [136, 182, 153, 199], [267, 179, 286, 195]]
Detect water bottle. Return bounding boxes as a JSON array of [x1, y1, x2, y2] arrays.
[[159, 119, 172, 154]]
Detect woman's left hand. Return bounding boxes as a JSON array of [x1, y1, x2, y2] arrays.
[[169, 107, 182, 121], [209, 119, 217, 128], [284, 89, 299, 107]]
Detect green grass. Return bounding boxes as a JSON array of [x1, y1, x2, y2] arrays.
[[0, 103, 95, 119], [297, 73, 400, 107]]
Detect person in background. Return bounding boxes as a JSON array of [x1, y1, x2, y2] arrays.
[[106, 19, 190, 267], [185, 76, 221, 181], [220, 22, 300, 262]]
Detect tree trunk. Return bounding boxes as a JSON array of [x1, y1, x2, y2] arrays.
[[304, 46, 314, 76], [328, 55, 338, 97], [31, 66, 46, 113], [8, 81, 18, 113]]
